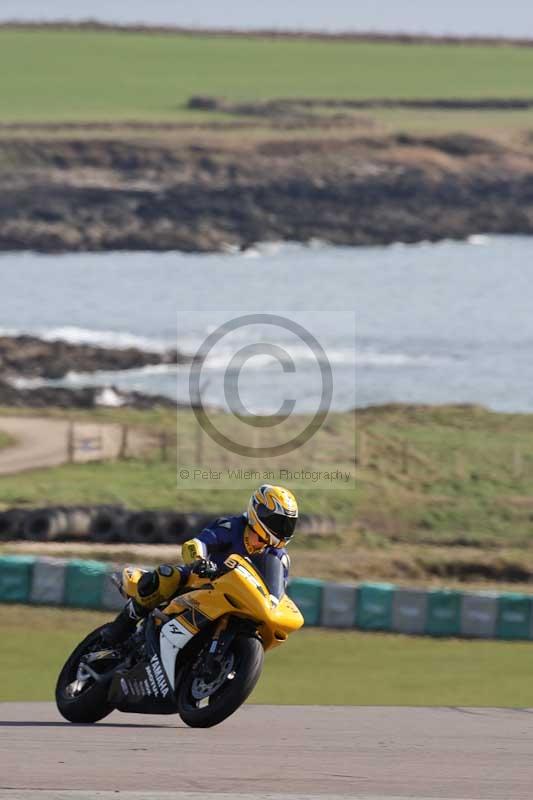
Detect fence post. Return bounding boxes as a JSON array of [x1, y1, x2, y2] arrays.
[[358, 430, 367, 468], [119, 424, 129, 459], [97, 427, 104, 460], [160, 432, 168, 462], [401, 440, 410, 475], [195, 423, 203, 466], [67, 421, 75, 463]]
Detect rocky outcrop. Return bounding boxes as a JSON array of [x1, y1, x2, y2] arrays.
[[0, 335, 189, 380], [0, 335, 196, 409], [1, 131, 533, 252], [0, 379, 175, 409], [188, 95, 533, 113]]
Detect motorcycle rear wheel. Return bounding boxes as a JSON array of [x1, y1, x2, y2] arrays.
[[177, 634, 264, 728], [55, 625, 116, 723]]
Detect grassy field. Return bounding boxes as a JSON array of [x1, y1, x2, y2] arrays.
[[3, 605, 533, 706], [1, 29, 533, 122], [2, 404, 533, 548], [0, 407, 357, 521], [4, 404, 533, 586], [354, 404, 533, 548], [0, 430, 13, 449]]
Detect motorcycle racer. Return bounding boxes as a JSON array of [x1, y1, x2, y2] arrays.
[[103, 484, 298, 644]]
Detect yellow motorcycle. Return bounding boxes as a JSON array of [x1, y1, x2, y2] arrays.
[[56, 552, 304, 727]]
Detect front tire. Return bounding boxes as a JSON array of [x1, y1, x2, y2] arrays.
[[177, 635, 264, 728], [55, 625, 116, 723]]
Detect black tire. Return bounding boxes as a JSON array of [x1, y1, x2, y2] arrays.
[[55, 625, 116, 723], [177, 635, 264, 728]]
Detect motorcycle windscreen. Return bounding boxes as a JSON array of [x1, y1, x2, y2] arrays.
[[250, 551, 286, 601]]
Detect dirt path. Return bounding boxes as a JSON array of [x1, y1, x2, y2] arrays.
[[0, 416, 151, 475]]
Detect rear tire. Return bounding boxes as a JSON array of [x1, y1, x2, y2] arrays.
[[55, 625, 116, 723], [177, 635, 264, 728]]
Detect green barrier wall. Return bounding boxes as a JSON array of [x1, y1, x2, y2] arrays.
[[64, 559, 109, 609], [5, 555, 533, 642], [356, 583, 394, 631], [0, 555, 35, 603], [426, 589, 462, 637], [287, 578, 324, 626], [496, 593, 532, 640]]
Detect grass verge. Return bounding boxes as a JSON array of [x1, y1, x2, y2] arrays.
[[3, 404, 533, 586], [0, 430, 13, 450], [1, 30, 533, 122], [3, 605, 533, 706], [3, 404, 533, 547], [0, 408, 357, 522]]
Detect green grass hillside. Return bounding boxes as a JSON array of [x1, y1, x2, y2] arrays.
[[1, 29, 533, 122], [1, 404, 533, 553], [0, 406, 533, 547]]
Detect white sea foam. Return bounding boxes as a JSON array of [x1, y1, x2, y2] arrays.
[[467, 234, 491, 246], [241, 248, 261, 259], [56, 363, 178, 385], [355, 350, 452, 367], [40, 326, 172, 352], [188, 345, 447, 371], [7, 376, 46, 389], [0, 325, 172, 353], [195, 344, 356, 370]]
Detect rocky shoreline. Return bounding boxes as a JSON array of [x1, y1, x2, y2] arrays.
[[0, 335, 190, 409], [0, 380, 176, 410], [0, 335, 189, 380], [2, 131, 533, 253]]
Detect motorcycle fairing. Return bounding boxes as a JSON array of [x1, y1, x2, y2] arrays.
[[107, 553, 304, 714], [159, 617, 195, 690], [108, 616, 178, 714], [170, 554, 304, 651]]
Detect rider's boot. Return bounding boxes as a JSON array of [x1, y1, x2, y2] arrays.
[[101, 598, 146, 645], [101, 565, 190, 645]]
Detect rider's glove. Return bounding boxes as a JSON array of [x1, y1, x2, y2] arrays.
[[192, 558, 218, 579]]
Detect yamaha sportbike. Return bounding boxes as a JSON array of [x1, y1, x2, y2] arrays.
[[55, 552, 304, 728]]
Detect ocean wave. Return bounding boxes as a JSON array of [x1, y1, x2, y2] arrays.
[[54, 363, 178, 385], [186, 345, 448, 370], [193, 344, 356, 370], [355, 350, 453, 367], [0, 325, 173, 353], [467, 234, 491, 246], [7, 376, 46, 389], [237, 241, 311, 258], [40, 326, 172, 352]]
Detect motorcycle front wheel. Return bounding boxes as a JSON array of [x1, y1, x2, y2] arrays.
[[177, 634, 264, 728]]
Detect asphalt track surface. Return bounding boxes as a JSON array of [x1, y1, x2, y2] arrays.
[[3, 704, 533, 800]]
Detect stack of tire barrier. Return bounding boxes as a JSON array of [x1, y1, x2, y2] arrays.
[[1, 554, 533, 640], [0, 507, 334, 544]]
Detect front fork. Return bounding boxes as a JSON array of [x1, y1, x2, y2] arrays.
[[203, 615, 230, 677]]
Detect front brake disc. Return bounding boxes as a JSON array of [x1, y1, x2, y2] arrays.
[[190, 652, 235, 700]]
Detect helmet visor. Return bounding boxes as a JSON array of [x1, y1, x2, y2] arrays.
[[257, 505, 297, 542]]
